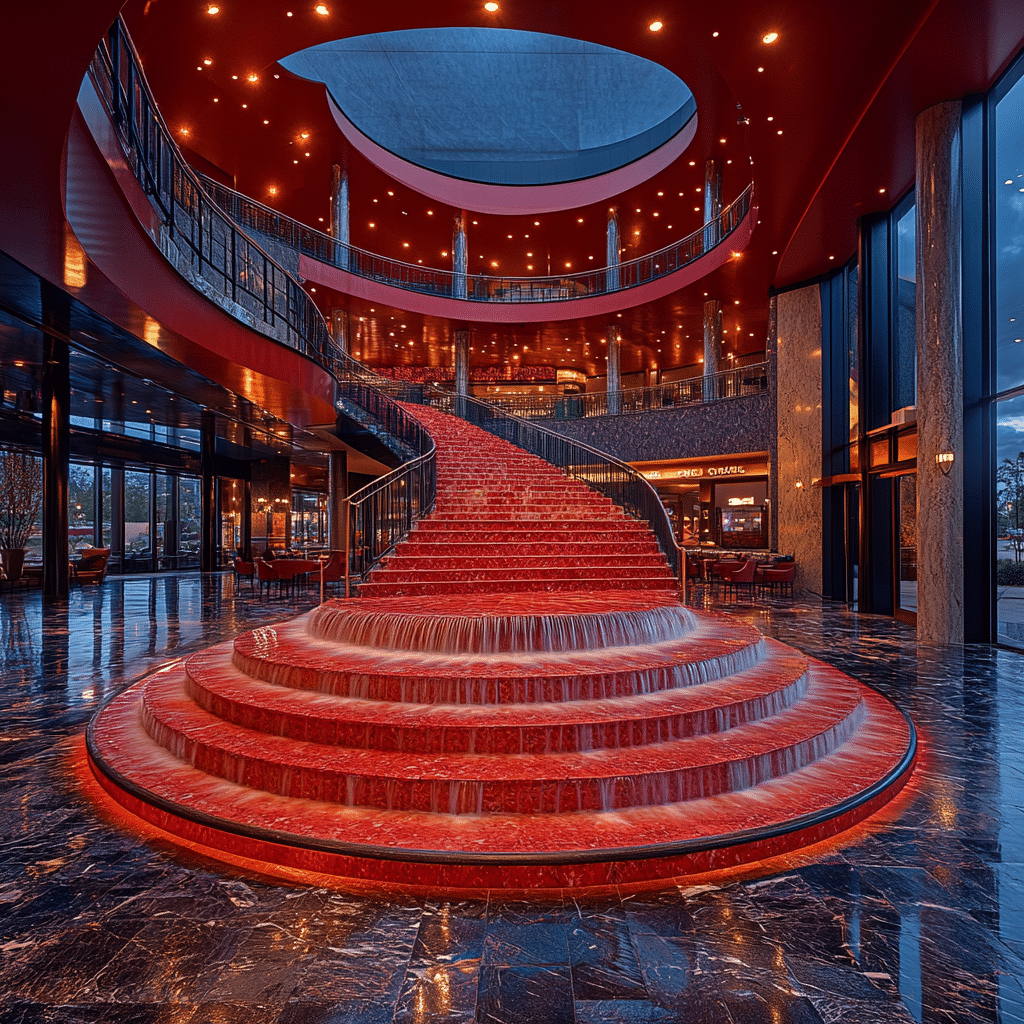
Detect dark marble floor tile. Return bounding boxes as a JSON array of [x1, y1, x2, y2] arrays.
[[2, 582, 1023, 1023]]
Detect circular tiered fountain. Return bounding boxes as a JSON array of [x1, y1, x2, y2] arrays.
[[87, 590, 915, 891]]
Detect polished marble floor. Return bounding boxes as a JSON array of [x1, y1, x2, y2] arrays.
[[1, 575, 1022, 1023]]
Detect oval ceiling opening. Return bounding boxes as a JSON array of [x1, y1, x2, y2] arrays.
[[280, 27, 697, 213]]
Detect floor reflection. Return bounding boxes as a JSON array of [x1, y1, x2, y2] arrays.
[[0, 579, 1022, 1023]]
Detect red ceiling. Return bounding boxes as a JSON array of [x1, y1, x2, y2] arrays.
[[9, 0, 1024, 380]]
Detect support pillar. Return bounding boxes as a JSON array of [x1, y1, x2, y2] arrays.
[[329, 449, 348, 551], [704, 159, 722, 251], [330, 309, 349, 354], [454, 330, 470, 397], [453, 212, 468, 300], [110, 468, 125, 571], [605, 207, 620, 293], [606, 326, 621, 415], [330, 164, 349, 266], [241, 479, 252, 559], [42, 333, 70, 601], [200, 410, 216, 572], [916, 100, 964, 643], [703, 298, 722, 400]]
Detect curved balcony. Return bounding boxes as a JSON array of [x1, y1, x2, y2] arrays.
[[202, 179, 756, 324]]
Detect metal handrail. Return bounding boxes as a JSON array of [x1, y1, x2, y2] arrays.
[[485, 361, 770, 420], [200, 174, 755, 304], [88, 18, 437, 585]]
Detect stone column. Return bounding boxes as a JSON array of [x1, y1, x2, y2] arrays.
[[200, 410, 216, 572], [916, 100, 964, 644], [454, 330, 470, 396], [703, 298, 722, 400], [704, 159, 722, 251], [606, 326, 621, 415], [776, 285, 823, 594], [453, 212, 468, 300], [605, 206, 620, 292], [330, 164, 349, 267], [330, 309, 349, 354], [329, 449, 348, 551], [42, 332, 70, 601]]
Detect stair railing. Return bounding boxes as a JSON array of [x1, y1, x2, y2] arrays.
[[89, 18, 437, 585]]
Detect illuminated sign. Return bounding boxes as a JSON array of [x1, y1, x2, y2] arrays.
[[727, 497, 756, 506]]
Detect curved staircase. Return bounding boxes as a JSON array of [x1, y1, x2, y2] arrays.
[[87, 406, 915, 893]]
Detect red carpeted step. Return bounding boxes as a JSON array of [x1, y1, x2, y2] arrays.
[[356, 576, 678, 597]]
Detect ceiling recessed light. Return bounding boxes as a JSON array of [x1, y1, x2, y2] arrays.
[[484, 1, 499, 10], [203, 58, 212, 66], [649, 20, 663, 31], [758, 66, 765, 72], [762, 31, 779, 43], [206, 4, 219, 12], [315, 4, 329, 14], [247, 73, 258, 82]]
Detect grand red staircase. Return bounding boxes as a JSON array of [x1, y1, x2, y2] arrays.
[[358, 403, 677, 597], [85, 401, 915, 893]]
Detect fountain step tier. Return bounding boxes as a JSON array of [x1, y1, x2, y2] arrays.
[[357, 576, 678, 597], [396, 540, 664, 558], [183, 638, 811, 755], [232, 611, 767, 706], [139, 663, 864, 815], [366, 565, 671, 584], [89, 669, 911, 889], [307, 593, 695, 653]]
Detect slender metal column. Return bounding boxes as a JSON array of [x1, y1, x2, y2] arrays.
[[453, 212, 468, 300], [241, 479, 252, 558], [200, 410, 216, 572], [606, 326, 621, 415], [703, 298, 723, 399], [704, 159, 722, 251], [42, 333, 70, 601], [915, 100, 964, 643], [605, 206, 620, 292], [330, 163, 349, 267], [330, 309, 349, 354]]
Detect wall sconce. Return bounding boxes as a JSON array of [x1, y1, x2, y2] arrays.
[[936, 451, 955, 476], [795, 480, 804, 491]]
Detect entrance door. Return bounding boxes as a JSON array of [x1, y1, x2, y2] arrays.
[[895, 473, 917, 623]]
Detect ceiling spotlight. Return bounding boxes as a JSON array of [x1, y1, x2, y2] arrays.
[[247, 73, 258, 82], [649, 20, 663, 31], [762, 31, 779, 43], [203, 59, 212, 66], [315, 3, 329, 14], [484, 1, 499, 9], [206, 4, 219, 12]]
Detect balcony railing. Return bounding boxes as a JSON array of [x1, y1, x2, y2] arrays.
[[200, 175, 754, 305], [483, 362, 770, 420]]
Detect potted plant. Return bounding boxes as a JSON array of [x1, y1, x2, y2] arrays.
[[0, 449, 42, 582]]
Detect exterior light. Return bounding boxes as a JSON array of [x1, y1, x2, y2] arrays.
[[936, 452, 955, 475], [762, 31, 779, 43]]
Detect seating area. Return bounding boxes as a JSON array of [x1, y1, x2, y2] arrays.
[[686, 552, 797, 602], [72, 547, 110, 585], [250, 552, 342, 600]]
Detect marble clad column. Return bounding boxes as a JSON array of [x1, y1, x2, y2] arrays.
[[605, 207, 620, 292], [704, 159, 722, 251], [916, 100, 964, 643], [606, 326, 621, 415], [775, 285, 822, 594], [200, 410, 216, 573], [453, 212, 468, 300], [454, 330, 470, 397], [330, 165, 349, 259], [703, 298, 722, 400]]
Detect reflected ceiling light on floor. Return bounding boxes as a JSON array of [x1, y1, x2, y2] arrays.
[[762, 31, 779, 43]]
